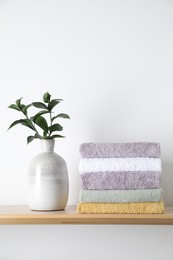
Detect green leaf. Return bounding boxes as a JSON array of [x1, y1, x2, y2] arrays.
[[21, 104, 32, 116], [52, 113, 70, 121], [49, 123, 63, 134], [8, 119, 25, 130], [43, 130, 47, 137], [33, 115, 48, 133], [30, 116, 34, 122], [16, 98, 22, 109], [32, 102, 48, 110], [8, 119, 35, 131], [34, 133, 42, 139], [20, 105, 27, 116], [21, 119, 36, 131], [43, 92, 51, 103], [48, 99, 63, 111], [8, 104, 20, 111], [27, 133, 42, 144], [20, 104, 25, 110], [27, 136, 35, 144], [50, 134, 65, 138], [33, 110, 50, 122]]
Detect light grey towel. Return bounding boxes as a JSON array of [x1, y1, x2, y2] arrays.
[[80, 142, 160, 158], [79, 189, 163, 203]]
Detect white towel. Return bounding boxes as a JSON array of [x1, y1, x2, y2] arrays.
[[79, 158, 161, 173]]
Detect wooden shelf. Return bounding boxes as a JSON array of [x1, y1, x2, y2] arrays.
[[0, 206, 173, 225]]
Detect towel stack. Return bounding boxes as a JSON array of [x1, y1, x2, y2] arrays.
[[77, 143, 164, 214]]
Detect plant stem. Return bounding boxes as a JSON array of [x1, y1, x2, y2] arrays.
[[28, 116, 39, 134], [21, 110, 39, 134], [49, 111, 52, 137]]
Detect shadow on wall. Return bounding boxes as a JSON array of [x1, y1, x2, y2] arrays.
[[162, 160, 173, 206]]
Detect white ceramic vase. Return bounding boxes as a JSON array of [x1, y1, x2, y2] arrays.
[[27, 139, 69, 211]]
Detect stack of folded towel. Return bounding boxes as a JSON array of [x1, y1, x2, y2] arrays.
[[77, 142, 164, 214]]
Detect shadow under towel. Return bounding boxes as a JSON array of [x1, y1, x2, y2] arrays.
[[77, 201, 165, 214]]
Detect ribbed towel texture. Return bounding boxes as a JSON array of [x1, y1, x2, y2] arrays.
[[80, 142, 160, 158], [77, 201, 164, 214], [79, 158, 161, 173], [79, 189, 163, 203], [80, 171, 161, 190], [77, 142, 164, 214]]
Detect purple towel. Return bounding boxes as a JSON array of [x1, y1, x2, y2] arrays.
[[80, 171, 161, 190], [80, 142, 160, 158]]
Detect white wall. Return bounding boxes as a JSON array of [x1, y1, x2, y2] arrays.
[[0, 0, 173, 259]]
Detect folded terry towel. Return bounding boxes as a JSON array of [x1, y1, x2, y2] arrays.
[[77, 201, 164, 214], [79, 189, 163, 203], [80, 143, 160, 158], [80, 171, 161, 190], [79, 158, 161, 173]]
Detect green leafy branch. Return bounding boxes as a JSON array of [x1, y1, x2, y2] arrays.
[[8, 92, 70, 144]]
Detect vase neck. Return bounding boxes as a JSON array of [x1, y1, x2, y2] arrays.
[[42, 139, 55, 152]]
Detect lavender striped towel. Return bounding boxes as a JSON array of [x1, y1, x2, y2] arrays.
[[80, 142, 160, 158], [80, 171, 161, 190]]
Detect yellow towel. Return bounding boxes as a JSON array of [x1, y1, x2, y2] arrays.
[[77, 201, 164, 214]]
